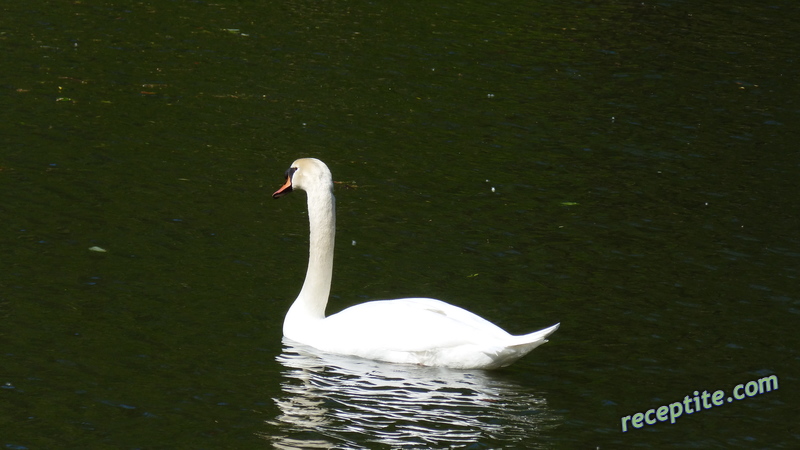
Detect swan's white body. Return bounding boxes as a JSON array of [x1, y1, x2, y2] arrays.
[[273, 158, 559, 369]]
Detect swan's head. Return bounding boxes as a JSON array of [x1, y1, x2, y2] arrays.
[[272, 158, 333, 199]]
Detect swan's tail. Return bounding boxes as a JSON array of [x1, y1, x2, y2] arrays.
[[513, 322, 560, 346], [488, 323, 560, 369]]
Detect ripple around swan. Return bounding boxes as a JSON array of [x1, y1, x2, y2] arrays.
[[262, 339, 560, 449]]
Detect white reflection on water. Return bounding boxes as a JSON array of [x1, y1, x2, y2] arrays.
[[263, 338, 559, 449]]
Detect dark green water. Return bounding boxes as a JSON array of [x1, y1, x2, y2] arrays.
[[2, 0, 798, 448]]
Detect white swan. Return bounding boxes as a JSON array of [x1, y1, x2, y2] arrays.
[[273, 158, 559, 369]]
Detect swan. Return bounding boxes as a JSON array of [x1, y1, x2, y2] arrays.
[[272, 158, 559, 369]]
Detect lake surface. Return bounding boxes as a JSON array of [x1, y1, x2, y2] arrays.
[[2, 0, 798, 448]]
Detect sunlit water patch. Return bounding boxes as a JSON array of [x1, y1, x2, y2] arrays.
[[263, 339, 560, 448]]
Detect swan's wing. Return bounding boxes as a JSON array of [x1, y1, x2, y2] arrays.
[[394, 298, 512, 336], [320, 298, 513, 353]]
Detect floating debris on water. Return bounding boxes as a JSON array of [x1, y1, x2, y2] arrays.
[[89, 246, 107, 252], [223, 28, 249, 36]]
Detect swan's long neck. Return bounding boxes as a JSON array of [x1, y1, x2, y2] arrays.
[[284, 186, 335, 335]]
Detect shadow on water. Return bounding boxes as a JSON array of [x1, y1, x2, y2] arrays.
[[262, 339, 559, 448]]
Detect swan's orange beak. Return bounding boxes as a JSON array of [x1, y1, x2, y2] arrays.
[[273, 167, 297, 199], [272, 177, 293, 199]]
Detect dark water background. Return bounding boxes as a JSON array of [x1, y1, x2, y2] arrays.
[[2, 0, 798, 448]]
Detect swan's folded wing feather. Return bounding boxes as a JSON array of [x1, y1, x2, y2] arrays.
[[318, 298, 513, 353]]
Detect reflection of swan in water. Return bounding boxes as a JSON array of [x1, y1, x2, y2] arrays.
[[262, 339, 560, 449]]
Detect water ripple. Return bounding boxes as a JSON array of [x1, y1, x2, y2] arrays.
[[263, 339, 559, 449]]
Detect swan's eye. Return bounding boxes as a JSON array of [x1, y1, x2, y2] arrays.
[[285, 167, 298, 179]]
